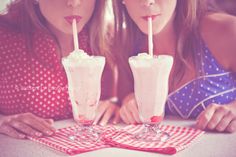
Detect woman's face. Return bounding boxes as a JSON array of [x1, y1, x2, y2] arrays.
[[123, 0, 177, 34], [38, 0, 96, 34]]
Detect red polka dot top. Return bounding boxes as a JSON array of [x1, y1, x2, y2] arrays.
[[0, 26, 114, 120]]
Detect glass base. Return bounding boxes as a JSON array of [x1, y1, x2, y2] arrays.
[[69, 125, 100, 143], [134, 123, 170, 142]]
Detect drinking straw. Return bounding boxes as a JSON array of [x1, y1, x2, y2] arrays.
[[148, 17, 153, 57], [72, 19, 79, 50]]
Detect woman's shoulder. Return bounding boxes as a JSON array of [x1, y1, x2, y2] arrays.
[[0, 25, 56, 59], [0, 25, 52, 45], [200, 13, 236, 37], [0, 24, 25, 43], [0, 25, 19, 48], [0, 25, 13, 36], [200, 13, 236, 71]]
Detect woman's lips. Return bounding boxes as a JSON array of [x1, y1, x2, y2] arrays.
[[64, 15, 82, 24], [142, 14, 161, 21]]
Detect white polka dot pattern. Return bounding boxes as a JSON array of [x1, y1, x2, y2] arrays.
[[166, 42, 236, 119], [0, 27, 112, 120]]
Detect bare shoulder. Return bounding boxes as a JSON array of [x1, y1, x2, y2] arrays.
[[200, 13, 236, 71], [200, 13, 236, 39]]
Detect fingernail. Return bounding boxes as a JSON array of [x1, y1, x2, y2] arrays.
[[35, 132, 42, 137], [112, 121, 117, 124], [46, 130, 53, 135], [100, 123, 105, 126], [49, 119, 54, 123]]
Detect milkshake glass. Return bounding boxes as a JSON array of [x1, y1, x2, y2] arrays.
[[62, 49, 105, 142], [129, 53, 173, 142]]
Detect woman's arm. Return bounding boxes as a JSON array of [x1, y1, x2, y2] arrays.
[[197, 13, 236, 132]]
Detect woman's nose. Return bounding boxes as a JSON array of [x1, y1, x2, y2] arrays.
[[67, 0, 81, 8], [141, 0, 155, 7]]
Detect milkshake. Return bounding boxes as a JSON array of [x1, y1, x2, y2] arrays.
[[62, 49, 105, 126], [129, 53, 173, 124]]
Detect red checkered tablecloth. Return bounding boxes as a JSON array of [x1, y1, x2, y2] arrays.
[[28, 124, 204, 155], [102, 125, 204, 155], [28, 125, 115, 155]]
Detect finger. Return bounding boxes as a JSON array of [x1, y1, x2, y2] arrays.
[[26, 119, 54, 136], [99, 105, 115, 126], [21, 113, 54, 130], [226, 119, 236, 133], [207, 106, 228, 130], [112, 109, 121, 124], [127, 103, 141, 123], [196, 104, 217, 130], [125, 95, 141, 123], [44, 119, 54, 125], [0, 124, 26, 139], [216, 111, 235, 132], [34, 117, 55, 129], [94, 102, 108, 124], [9, 120, 42, 137], [120, 93, 136, 124], [21, 116, 55, 136], [123, 106, 136, 124], [120, 107, 130, 124]]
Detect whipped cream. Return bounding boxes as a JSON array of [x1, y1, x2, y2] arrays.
[[137, 53, 153, 59], [65, 49, 90, 61], [129, 52, 153, 67], [62, 49, 91, 66]]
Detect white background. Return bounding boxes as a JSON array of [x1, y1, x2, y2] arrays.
[[0, 0, 10, 12]]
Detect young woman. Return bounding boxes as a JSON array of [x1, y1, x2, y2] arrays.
[[112, 0, 236, 132], [0, 0, 120, 139]]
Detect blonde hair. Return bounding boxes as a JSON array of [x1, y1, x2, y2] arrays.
[[112, 0, 209, 99]]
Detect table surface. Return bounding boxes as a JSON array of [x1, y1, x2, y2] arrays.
[[1, 116, 236, 157]]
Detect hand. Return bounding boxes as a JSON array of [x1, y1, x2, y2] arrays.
[[196, 103, 236, 133], [0, 113, 55, 139], [94, 100, 120, 126], [120, 93, 141, 124]]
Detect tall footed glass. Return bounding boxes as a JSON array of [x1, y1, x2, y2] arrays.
[[62, 52, 105, 142], [129, 54, 173, 142]]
